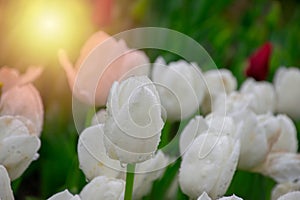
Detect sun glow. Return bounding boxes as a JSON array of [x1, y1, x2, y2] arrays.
[[3, 0, 95, 60]]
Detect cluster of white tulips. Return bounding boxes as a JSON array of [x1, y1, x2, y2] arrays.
[[1, 30, 300, 200], [0, 67, 43, 200]]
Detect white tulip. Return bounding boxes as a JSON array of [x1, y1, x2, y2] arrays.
[[230, 109, 268, 170], [218, 195, 244, 200], [0, 116, 41, 180], [257, 114, 298, 154], [77, 125, 123, 181], [152, 57, 205, 121], [48, 190, 80, 200], [0, 165, 14, 200], [258, 153, 300, 183], [212, 92, 257, 116], [79, 176, 125, 200], [240, 78, 276, 114], [274, 67, 300, 119], [104, 76, 164, 164], [133, 150, 169, 199], [272, 181, 300, 200], [197, 192, 212, 200], [179, 114, 236, 155], [278, 191, 300, 200], [48, 176, 125, 200], [202, 69, 237, 114], [179, 133, 240, 199], [179, 115, 208, 155]]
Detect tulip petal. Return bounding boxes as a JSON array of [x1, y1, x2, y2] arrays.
[[47, 189, 79, 200], [0, 135, 40, 180], [78, 125, 122, 180], [0, 165, 14, 200], [79, 176, 125, 200]]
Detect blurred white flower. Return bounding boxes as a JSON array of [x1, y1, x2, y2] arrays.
[[272, 180, 300, 200], [80, 176, 125, 200], [0, 116, 41, 180], [212, 92, 257, 116], [78, 125, 123, 181], [201, 69, 237, 114], [274, 67, 300, 119], [133, 150, 169, 199], [179, 132, 240, 199], [258, 153, 300, 183], [152, 57, 205, 121], [59, 31, 150, 106], [240, 78, 276, 114], [48, 176, 125, 200], [179, 114, 236, 155], [0, 165, 14, 200], [104, 76, 164, 164], [257, 114, 298, 154], [277, 191, 300, 200], [230, 109, 268, 170]]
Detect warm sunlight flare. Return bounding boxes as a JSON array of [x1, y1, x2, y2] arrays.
[[3, 0, 94, 58]]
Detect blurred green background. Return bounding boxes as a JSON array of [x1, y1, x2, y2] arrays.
[[0, 0, 300, 199]]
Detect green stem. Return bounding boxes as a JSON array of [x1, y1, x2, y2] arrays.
[[124, 163, 136, 200]]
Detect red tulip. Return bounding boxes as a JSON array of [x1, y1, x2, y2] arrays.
[[245, 42, 272, 81]]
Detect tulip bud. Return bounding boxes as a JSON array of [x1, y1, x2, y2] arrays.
[[179, 133, 240, 199], [152, 57, 205, 121], [0, 84, 44, 135], [277, 191, 300, 200], [240, 78, 276, 114], [274, 67, 300, 120], [245, 42, 272, 81], [0, 165, 14, 200], [257, 114, 298, 154], [104, 76, 164, 164], [202, 69, 237, 114], [79, 176, 125, 200]]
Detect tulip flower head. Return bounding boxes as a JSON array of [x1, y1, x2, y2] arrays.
[[104, 76, 164, 164], [179, 132, 240, 199], [274, 67, 300, 120], [152, 57, 205, 121], [245, 42, 272, 81], [59, 31, 150, 106], [47, 176, 125, 200]]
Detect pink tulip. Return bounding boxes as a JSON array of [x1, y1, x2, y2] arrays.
[[59, 31, 150, 106], [0, 67, 44, 136]]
